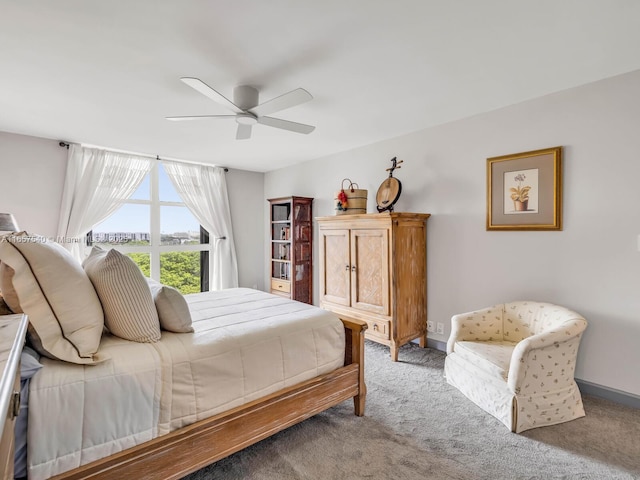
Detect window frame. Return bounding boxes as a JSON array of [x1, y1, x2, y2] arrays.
[[89, 162, 211, 291]]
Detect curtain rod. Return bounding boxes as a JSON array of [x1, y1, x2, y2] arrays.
[[58, 141, 228, 172]]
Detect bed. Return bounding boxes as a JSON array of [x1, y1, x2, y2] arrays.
[[0, 234, 366, 480]]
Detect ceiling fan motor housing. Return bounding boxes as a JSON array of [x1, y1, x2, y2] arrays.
[[233, 85, 259, 110]]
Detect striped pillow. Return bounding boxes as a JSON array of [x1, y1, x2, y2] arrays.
[[83, 246, 160, 343]]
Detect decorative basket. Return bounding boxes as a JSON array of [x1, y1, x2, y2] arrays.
[[335, 179, 367, 215]]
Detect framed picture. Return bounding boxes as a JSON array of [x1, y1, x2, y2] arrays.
[[486, 146, 562, 231]]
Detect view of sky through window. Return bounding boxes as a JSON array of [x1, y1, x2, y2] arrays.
[[95, 164, 198, 235]]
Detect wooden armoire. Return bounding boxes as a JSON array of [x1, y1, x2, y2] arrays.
[[317, 212, 429, 361]]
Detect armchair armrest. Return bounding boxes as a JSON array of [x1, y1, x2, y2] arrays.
[[507, 318, 587, 393], [447, 305, 503, 354]]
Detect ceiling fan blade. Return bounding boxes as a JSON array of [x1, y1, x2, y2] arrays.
[[257, 116, 315, 135], [249, 88, 313, 117], [236, 123, 252, 140], [166, 115, 236, 121], [180, 77, 244, 114]]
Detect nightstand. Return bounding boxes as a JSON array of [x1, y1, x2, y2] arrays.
[[0, 314, 28, 479]]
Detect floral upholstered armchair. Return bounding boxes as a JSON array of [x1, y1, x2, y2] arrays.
[[444, 301, 587, 433]]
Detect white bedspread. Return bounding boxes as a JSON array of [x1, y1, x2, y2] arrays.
[[27, 288, 345, 479]]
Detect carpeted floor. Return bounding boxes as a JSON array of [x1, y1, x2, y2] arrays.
[[184, 341, 640, 480]]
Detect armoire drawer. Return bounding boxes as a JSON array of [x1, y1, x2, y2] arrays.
[[366, 319, 390, 340]]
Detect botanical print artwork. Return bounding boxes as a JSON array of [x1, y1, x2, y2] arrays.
[[504, 168, 539, 214], [487, 146, 561, 230]]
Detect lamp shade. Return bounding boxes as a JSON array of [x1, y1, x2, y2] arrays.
[[0, 213, 19, 233]]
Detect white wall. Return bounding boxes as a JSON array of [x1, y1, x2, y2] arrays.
[[0, 131, 266, 290], [226, 168, 265, 289], [265, 70, 640, 396], [0, 132, 67, 236]]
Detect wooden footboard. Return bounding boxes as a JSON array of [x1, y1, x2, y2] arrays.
[[51, 317, 367, 480]]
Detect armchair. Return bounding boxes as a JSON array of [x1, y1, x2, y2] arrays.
[[444, 301, 587, 433]]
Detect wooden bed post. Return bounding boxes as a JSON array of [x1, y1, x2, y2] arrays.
[[341, 317, 367, 416]]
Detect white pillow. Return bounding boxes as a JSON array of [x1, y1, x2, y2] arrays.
[[0, 233, 105, 364], [147, 278, 194, 333], [83, 246, 161, 343]]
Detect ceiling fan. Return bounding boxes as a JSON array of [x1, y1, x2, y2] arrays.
[[167, 77, 316, 140]]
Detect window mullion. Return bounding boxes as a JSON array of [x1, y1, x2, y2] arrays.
[[150, 162, 161, 281]]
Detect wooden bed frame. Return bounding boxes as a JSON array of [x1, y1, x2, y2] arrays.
[[51, 317, 367, 480]]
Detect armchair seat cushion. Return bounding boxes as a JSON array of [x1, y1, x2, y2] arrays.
[[454, 340, 517, 381]]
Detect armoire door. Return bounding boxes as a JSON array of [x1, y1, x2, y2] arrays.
[[350, 229, 389, 315], [319, 229, 351, 306]]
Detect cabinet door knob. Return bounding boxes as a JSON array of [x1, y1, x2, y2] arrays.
[[351, 265, 356, 272], [345, 265, 350, 271]]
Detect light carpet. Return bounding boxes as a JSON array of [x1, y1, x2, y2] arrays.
[[184, 341, 640, 480]]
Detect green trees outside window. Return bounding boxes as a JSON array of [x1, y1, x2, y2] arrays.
[[128, 251, 201, 295]]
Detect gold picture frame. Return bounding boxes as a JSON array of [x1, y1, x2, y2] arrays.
[[486, 146, 562, 231]]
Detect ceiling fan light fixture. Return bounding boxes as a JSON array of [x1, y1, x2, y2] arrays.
[[236, 113, 258, 126]]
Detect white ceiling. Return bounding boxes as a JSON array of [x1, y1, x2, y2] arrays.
[[1, 1, 640, 172]]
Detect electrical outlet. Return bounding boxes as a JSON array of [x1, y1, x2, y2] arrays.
[[436, 322, 445, 335], [427, 321, 435, 333]]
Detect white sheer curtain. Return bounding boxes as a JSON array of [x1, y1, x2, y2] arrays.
[[162, 161, 238, 290], [57, 145, 152, 261]]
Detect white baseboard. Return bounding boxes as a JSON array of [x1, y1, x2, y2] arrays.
[[426, 337, 447, 352]]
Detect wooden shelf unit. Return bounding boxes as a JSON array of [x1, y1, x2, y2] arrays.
[[268, 196, 313, 304]]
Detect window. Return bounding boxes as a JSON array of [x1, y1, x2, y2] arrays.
[[91, 162, 210, 294]]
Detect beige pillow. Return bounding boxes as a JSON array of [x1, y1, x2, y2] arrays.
[[0, 294, 12, 316], [0, 233, 105, 364], [0, 262, 21, 313], [83, 246, 161, 343], [147, 279, 194, 333]]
